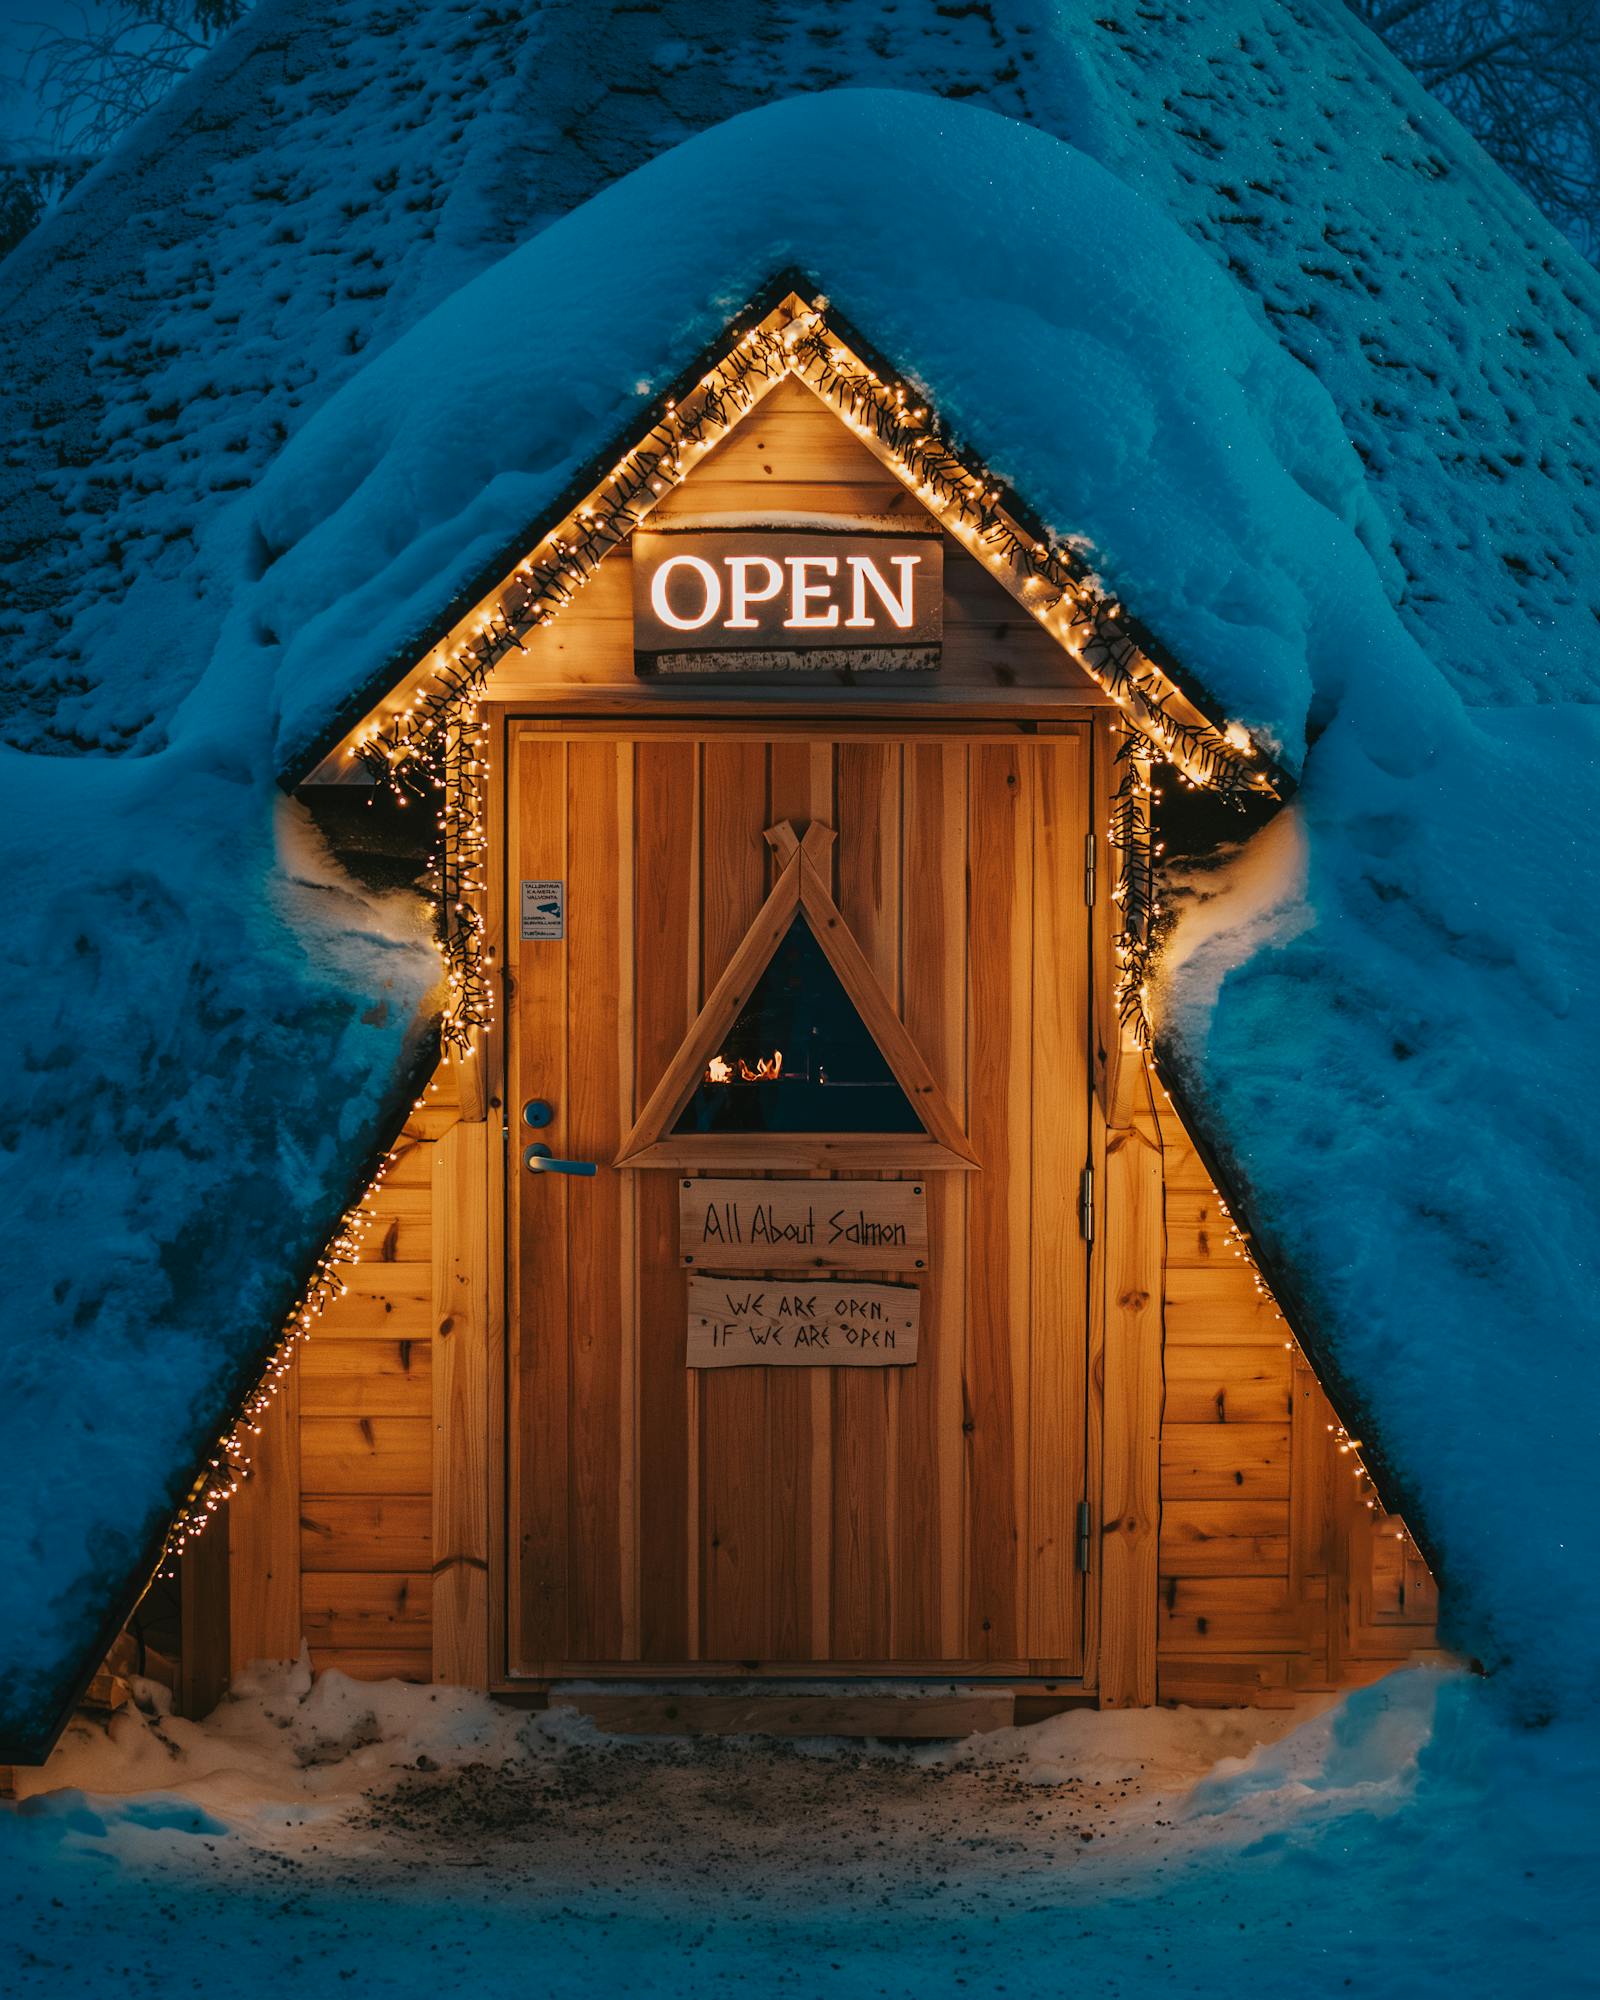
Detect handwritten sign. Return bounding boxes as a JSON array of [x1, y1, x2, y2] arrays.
[[634, 530, 942, 677], [686, 1275, 919, 1369], [678, 1178, 927, 1273]]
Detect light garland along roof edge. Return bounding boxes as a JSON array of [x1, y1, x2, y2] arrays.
[[302, 281, 1287, 804], [296, 280, 1285, 1073]]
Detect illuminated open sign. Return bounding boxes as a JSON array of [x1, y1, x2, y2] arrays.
[[633, 528, 942, 676]]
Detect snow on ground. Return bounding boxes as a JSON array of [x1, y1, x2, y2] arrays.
[[2, 1664, 1593, 1998]]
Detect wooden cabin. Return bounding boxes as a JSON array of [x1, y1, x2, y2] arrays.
[[199, 292, 1439, 1728]]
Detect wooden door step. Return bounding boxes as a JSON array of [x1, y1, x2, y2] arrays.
[[546, 1683, 1018, 1740]]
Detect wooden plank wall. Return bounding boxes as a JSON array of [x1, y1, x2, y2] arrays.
[[229, 1071, 463, 1680], [1146, 1088, 1439, 1705]]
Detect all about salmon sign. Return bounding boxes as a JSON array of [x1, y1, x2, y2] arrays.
[[633, 528, 942, 677], [677, 1178, 927, 1274]]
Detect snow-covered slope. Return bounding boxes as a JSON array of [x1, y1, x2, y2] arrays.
[[1, 0, 1598, 1753], [3, 0, 1596, 755]]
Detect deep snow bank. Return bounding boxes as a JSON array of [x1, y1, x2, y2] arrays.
[[251, 91, 1389, 772], [0, 730, 438, 1749], [8, 0, 1598, 751], [1158, 693, 1600, 1713]]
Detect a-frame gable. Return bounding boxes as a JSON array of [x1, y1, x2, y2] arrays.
[[314, 290, 1274, 805], [624, 375, 1092, 693], [311, 287, 1277, 1067]]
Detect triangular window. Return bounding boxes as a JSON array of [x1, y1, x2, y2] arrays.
[[674, 917, 923, 1136], [616, 820, 975, 1170]]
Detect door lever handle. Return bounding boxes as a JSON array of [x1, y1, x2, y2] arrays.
[[523, 1143, 597, 1177]]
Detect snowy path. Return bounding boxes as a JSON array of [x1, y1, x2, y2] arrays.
[[2, 1664, 1594, 1998]]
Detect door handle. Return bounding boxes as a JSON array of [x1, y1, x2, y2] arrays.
[[523, 1143, 597, 1177]]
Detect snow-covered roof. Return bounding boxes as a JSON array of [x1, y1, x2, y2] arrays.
[[3, 1, 1598, 1753]]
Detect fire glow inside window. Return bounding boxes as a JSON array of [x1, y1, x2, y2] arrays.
[[674, 919, 921, 1135]]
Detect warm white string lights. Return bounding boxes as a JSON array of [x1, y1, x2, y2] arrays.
[[1146, 1058, 1427, 1564], [159, 292, 1282, 1580], [154, 1076, 450, 1574], [348, 289, 1276, 1056]]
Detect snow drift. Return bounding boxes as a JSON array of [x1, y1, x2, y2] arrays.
[[4, 1666, 1597, 1995], [1, 9, 1598, 1753]]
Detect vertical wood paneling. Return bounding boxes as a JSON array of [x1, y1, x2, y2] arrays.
[[483, 710, 510, 1690], [765, 739, 833, 1659], [1099, 1125, 1164, 1706], [698, 739, 772, 1659], [897, 743, 968, 1660], [432, 1121, 489, 1688], [563, 738, 628, 1660], [832, 741, 900, 1659], [229, 1366, 300, 1671], [964, 743, 1033, 1660], [615, 747, 641, 1660], [511, 735, 569, 1669], [635, 741, 697, 1660], [1027, 738, 1091, 1667], [252, 402, 1440, 1705]]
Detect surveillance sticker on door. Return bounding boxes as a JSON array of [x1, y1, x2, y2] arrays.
[[520, 879, 565, 941]]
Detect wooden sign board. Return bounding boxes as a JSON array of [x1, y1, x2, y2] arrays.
[[687, 1275, 919, 1369], [634, 529, 942, 677], [678, 1178, 927, 1273]]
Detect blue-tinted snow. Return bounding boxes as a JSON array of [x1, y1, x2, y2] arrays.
[[1, 0, 1598, 1751], [255, 91, 1381, 769], [2, 1667, 1596, 1994], [4, 0, 1598, 754], [0, 764, 437, 1745]]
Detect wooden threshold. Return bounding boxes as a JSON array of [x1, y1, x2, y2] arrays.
[[499, 1662, 1085, 1682]]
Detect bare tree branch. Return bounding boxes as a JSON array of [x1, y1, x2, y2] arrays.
[[23, 0, 248, 160], [1349, 0, 1600, 261]]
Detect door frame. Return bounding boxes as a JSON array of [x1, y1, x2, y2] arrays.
[[479, 698, 1120, 1696]]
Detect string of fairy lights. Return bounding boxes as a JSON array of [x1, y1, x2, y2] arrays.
[[153, 1085, 444, 1575], [1109, 733, 1161, 1039], [1146, 1062, 1424, 1561], [154, 293, 1302, 1578], [350, 295, 1273, 1056]]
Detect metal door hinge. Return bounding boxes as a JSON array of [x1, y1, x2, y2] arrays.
[[1078, 1161, 1095, 1243], [1083, 830, 1097, 907], [1075, 1500, 1093, 1573]]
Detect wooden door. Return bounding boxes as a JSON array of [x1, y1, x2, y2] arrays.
[[506, 722, 1092, 1677]]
